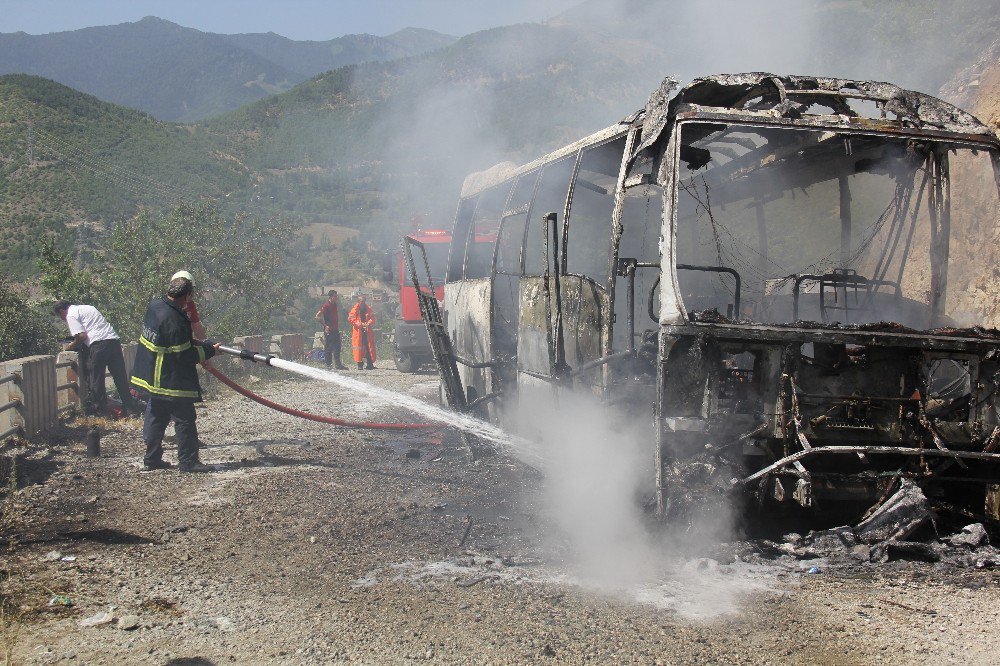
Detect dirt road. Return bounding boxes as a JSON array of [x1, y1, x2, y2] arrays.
[[3, 364, 999, 664]]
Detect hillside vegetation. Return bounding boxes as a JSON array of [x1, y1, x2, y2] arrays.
[[0, 75, 249, 275], [2, 0, 1000, 293]]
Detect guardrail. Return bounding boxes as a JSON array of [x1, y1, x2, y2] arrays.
[[0, 355, 57, 443], [1, 333, 316, 445], [0, 370, 20, 440]]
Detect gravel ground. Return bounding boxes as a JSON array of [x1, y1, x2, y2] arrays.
[[3, 361, 999, 665]]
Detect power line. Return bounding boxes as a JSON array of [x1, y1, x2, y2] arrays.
[[31, 127, 198, 207]]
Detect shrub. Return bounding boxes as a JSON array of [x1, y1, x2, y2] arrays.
[[0, 274, 58, 360]]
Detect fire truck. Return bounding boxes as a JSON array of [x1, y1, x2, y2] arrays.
[[392, 224, 451, 372]]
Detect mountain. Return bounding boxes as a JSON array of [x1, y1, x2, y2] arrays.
[[0, 17, 456, 122], [223, 27, 456, 79], [0, 74, 250, 275], [4, 2, 999, 285]]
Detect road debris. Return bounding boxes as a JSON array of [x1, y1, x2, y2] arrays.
[[855, 480, 933, 544], [78, 612, 114, 628]]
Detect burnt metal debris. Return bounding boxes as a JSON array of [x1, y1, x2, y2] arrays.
[[408, 73, 1000, 529]]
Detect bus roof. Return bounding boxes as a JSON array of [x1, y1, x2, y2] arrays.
[[459, 73, 999, 201]]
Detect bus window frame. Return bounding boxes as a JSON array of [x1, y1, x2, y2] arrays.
[[462, 182, 514, 280], [492, 170, 541, 277], [562, 131, 631, 289], [446, 196, 479, 283]]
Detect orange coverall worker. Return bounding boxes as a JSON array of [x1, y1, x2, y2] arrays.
[[348, 298, 377, 369]]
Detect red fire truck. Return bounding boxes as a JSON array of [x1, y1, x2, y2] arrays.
[[392, 226, 451, 372]]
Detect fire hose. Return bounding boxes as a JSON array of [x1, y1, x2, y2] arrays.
[[209, 345, 437, 431]]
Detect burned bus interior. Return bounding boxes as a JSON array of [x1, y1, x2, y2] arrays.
[[405, 73, 1000, 528]]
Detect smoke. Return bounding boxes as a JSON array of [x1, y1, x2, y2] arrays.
[[367, 56, 510, 237], [551, 0, 1000, 96], [518, 390, 655, 583], [509, 387, 761, 617]]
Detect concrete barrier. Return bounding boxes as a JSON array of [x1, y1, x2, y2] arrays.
[[0, 332, 312, 443], [278, 334, 305, 360], [0, 367, 19, 441], [121, 342, 137, 377], [267, 335, 283, 356], [56, 351, 82, 414], [0, 355, 57, 439]]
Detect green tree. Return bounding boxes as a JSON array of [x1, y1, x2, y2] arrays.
[[37, 204, 305, 344], [37, 238, 96, 305], [0, 273, 59, 360]]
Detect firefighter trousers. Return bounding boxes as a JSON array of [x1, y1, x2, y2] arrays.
[[143, 398, 200, 467]]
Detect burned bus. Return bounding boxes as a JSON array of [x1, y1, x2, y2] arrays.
[[406, 73, 1000, 522]]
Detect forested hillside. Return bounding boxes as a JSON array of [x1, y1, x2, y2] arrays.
[[224, 27, 455, 81], [2, 0, 999, 289], [0, 75, 249, 275]]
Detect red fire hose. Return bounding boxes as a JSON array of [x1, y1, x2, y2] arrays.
[[203, 361, 438, 431]]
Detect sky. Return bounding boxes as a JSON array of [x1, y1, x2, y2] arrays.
[[1, 0, 583, 39]]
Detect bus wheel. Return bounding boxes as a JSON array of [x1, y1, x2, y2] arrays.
[[394, 349, 417, 373]]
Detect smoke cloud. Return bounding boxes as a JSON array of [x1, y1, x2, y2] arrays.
[[508, 388, 765, 618]]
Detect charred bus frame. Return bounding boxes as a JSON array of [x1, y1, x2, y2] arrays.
[[407, 73, 1000, 522]]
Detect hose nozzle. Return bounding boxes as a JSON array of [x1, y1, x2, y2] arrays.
[[217, 345, 275, 365]]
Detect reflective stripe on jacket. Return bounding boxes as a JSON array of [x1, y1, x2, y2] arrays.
[[130, 296, 216, 401]]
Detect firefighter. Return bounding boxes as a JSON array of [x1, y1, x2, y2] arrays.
[[131, 276, 219, 472], [348, 291, 376, 370], [170, 270, 210, 449]]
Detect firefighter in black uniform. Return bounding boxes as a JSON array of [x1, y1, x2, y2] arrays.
[[131, 277, 218, 472]]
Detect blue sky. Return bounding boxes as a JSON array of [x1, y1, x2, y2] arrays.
[[2, 0, 582, 39]]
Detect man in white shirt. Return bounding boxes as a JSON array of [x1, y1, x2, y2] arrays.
[[53, 300, 142, 416]]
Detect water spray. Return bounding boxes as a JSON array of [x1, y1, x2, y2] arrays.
[[214, 345, 544, 465]]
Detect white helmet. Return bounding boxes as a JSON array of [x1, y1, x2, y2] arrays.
[[171, 270, 194, 282]]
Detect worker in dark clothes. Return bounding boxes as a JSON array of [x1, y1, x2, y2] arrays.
[[170, 269, 210, 449], [315, 289, 347, 369], [53, 300, 144, 416], [131, 277, 218, 472]]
